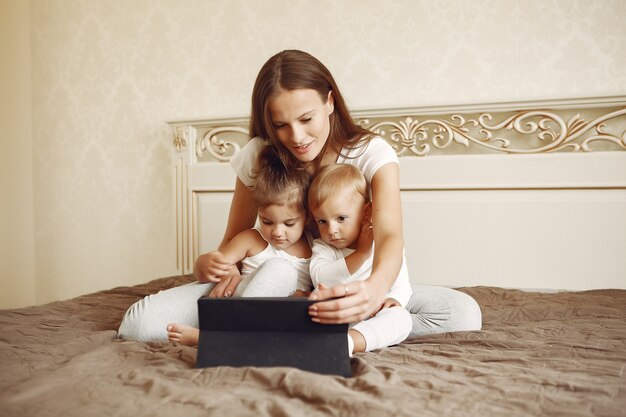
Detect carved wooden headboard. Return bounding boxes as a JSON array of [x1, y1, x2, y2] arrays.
[[169, 96, 626, 290]]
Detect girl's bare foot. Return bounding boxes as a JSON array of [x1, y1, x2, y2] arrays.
[[167, 323, 200, 346]]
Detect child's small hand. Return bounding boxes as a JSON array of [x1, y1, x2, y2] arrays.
[[197, 250, 236, 283], [370, 297, 401, 317], [381, 297, 401, 309], [356, 207, 374, 254]]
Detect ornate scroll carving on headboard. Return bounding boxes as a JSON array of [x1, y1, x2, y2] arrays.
[[169, 96, 626, 162], [172, 118, 250, 163], [357, 108, 626, 156]]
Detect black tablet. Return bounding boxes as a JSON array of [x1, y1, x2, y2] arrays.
[[196, 297, 351, 377]]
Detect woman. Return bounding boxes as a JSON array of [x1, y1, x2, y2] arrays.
[[197, 50, 481, 333], [119, 50, 481, 342]]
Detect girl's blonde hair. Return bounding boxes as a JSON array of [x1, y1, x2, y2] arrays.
[[308, 164, 368, 210], [252, 146, 311, 214]]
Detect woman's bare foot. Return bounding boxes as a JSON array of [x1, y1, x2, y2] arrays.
[[167, 323, 200, 346]]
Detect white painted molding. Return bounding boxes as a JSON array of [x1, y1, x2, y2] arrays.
[[350, 95, 626, 117]]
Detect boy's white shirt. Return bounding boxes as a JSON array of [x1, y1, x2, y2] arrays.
[[310, 238, 413, 307]]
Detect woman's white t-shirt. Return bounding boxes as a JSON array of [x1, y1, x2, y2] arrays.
[[230, 136, 399, 187]]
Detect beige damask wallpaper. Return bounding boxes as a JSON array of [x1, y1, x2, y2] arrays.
[[1, 0, 35, 308], [2, 0, 626, 307]]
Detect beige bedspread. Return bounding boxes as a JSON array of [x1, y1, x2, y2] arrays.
[[1, 276, 625, 417]]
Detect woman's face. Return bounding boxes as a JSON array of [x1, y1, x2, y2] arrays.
[[268, 89, 334, 163]]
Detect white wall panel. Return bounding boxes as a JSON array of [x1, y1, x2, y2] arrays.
[[402, 189, 626, 290]]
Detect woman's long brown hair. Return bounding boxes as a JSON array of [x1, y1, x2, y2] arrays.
[[249, 50, 372, 172]]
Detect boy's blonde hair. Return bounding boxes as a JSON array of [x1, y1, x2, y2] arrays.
[[308, 164, 368, 210], [252, 146, 311, 213]]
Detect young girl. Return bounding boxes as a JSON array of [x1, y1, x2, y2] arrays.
[[119, 146, 312, 342], [308, 164, 412, 354], [166, 146, 313, 345]]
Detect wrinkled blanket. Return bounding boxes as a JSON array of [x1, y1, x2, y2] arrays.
[[1, 276, 625, 417]]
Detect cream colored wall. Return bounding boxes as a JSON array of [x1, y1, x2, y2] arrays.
[[12, 0, 626, 306], [0, 0, 36, 308]]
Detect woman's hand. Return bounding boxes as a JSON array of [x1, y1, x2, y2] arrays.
[[207, 269, 242, 298], [308, 281, 386, 324], [194, 251, 236, 283]]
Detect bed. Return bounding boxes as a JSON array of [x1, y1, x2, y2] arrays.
[[1, 97, 625, 416]]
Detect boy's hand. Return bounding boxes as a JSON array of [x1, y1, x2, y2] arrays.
[[370, 297, 401, 317], [380, 297, 401, 309], [356, 204, 374, 255]]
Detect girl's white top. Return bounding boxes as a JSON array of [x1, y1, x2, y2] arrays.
[[241, 229, 312, 292]]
